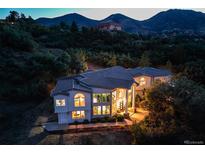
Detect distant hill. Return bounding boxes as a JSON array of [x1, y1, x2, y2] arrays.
[[36, 9, 205, 34], [36, 13, 98, 27], [142, 9, 205, 33], [100, 13, 143, 33]]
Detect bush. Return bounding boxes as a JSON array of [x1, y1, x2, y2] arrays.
[[0, 25, 37, 51], [130, 123, 145, 144], [91, 117, 102, 123], [73, 121, 79, 125], [83, 119, 89, 124], [91, 116, 116, 123], [123, 113, 130, 119], [138, 100, 149, 110], [138, 77, 205, 143], [113, 114, 124, 122]]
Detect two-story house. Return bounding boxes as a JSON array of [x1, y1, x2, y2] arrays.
[[51, 66, 171, 124]]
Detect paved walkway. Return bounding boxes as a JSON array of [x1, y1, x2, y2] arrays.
[[129, 108, 149, 123], [43, 108, 148, 133], [43, 119, 133, 132]]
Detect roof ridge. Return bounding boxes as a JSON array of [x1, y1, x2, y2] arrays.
[[81, 66, 125, 75], [57, 76, 75, 80]]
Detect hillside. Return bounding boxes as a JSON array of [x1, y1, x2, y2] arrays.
[[36, 9, 205, 34], [142, 9, 205, 33], [36, 13, 98, 27]]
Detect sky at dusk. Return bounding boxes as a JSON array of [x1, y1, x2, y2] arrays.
[[0, 8, 205, 20]]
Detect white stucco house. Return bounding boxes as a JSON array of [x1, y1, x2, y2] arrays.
[[51, 66, 172, 124], [97, 22, 122, 31]]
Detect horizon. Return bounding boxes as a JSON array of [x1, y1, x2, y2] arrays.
[[1, 8, 205, 20]]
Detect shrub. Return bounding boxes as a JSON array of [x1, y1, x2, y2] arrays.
[[123, 113, 130, 119], [130, 123, 145, 144], [138, 100, 149, 110], [113, 114, 124, 122], [91, 116, 116, 123], [0, 25, 37, 51], [73, 121, 79, 125], [83, 119, 89, 124], [91, 117, 102, 123], [106, 116, 116, 122]]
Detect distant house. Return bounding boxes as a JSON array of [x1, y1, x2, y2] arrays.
[[97, 22, 122, 31], [51, 66, 171, 124]]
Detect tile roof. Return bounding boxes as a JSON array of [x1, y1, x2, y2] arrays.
[[51, 66, 171, 96], [80, 66, 135, 89], [127, 67, 172, 77], [51, 77, 92, 96]]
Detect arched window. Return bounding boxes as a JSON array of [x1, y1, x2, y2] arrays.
[[74, 93, 85, 107]]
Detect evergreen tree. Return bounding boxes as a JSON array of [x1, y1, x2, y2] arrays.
[[5, 11, 20, 22], [20, 13, 26, 20], [107, 54, 117, 66], [165, 60, 172, 70], [70, 21, 78, 32], [139, 53, 151, 67]]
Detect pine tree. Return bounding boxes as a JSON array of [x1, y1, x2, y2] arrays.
[[5, 11, 20, 22], [139, 53, 151, 67], [165, 60, 172, 70], [70, 21, 78, 32], [107, 54, 117, 66]]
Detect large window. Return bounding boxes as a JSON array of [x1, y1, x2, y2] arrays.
[[93, 106, 101, 115], [72, 111, 85, 119], [102, 105, 110, 115], [93, 93, 111, 103], [74, 93, 85, 107], [139, 77, 146, 86], [56, 99, 66, 106]]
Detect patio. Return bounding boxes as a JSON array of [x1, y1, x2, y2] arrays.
[[129, 108, 149, 123], [43, 108, 148, 133], [43, 119, 133, 132]]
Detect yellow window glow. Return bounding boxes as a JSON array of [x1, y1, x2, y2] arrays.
[[56, 99, 66, 106], [93, 106, 101, 115], [139, 77, 146, 86], [102, 105, 110, 115], [72, 110, 85, 119], [74, 93, 85, 107]]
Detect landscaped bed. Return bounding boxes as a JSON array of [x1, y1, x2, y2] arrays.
[[71, 114, 125, 125], [43, 114, 132, 133]]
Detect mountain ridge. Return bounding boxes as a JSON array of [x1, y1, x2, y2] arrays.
[[36, 9, 205, 34]]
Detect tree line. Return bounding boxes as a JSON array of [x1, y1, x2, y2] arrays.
[[0, 11, 205, 102]]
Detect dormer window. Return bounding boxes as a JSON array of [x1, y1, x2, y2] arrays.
[[139, 77, 146, 86], [56, 99, 66, 106], [74, 93, 85, 107]]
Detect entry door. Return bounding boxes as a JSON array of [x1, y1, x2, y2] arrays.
[[118, 100, 125, 111]]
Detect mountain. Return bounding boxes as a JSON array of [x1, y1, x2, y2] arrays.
[[100, 13, 144, 33], [36, 13, 98, 27], [36, 9, 205, 34], [142, 9, 205, 33]]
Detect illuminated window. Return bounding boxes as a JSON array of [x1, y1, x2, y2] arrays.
[[56, 99, 66, 106], [102, 106, 110, 115], [112, 91, 116, 100], [74, 93, 85, 107], [72, 111, 85, 119], [118, 89, 124, 98], [93, 93, 110, 103], [139, 77, 146, 86], [93, 106, 101, 115]]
